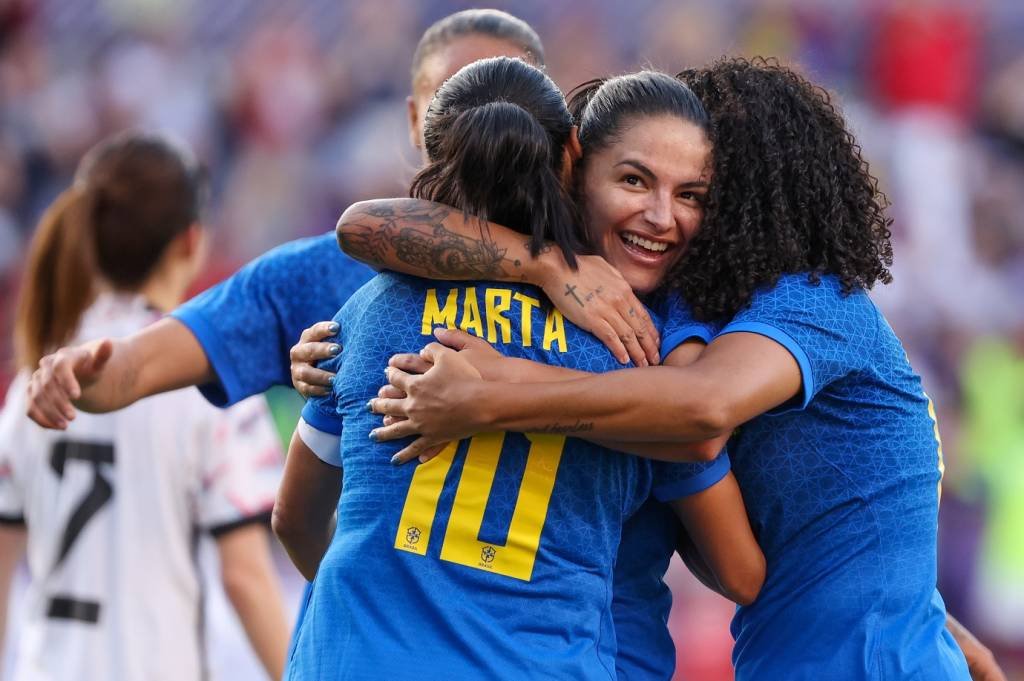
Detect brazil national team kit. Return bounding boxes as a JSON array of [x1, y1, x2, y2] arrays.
[[171, 233, 728, 679], [170, 233, 967, 679], [295, 273, 727, 680]]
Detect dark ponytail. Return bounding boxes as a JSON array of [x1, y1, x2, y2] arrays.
[[14, 188, 96, 370], [410, 56, 583, 267], [14, 131, 204, 369]]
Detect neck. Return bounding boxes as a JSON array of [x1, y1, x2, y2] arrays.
[[136, 264, 187, 313]]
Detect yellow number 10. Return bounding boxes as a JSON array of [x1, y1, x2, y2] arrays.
[[394, 432, 565, 582]]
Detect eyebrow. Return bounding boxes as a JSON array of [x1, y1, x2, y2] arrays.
[[614, 159, 709, 189]]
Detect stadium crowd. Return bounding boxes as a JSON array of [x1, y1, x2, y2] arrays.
[[1, 1, 1022, 679]]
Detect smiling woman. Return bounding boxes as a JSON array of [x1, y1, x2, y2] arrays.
[[571, 89, 711, 294]]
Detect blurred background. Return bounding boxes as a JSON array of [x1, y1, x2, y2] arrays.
[[0, 0, 1022, 679]]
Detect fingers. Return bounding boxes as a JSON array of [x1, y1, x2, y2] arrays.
[[383, 366, 413, 393], [299, 321, 340, 343], [26, 372, 72, 429], [604, 310, 648, 367], [624, 303, 661, 365], [418, 444, 448, 464], [290, 341, 341, 364], [87, 339, 114, 374], [388, 353, 432, 375], [293, 364, 334, 389], [367, 396, 408, 418], [369, 419, 418, 443], [433, 327, 487, 351], [419, 342, 456, 364], [52, 357, 83, 402], [377, 384, 405, 399], [388, 437, 444, 465]]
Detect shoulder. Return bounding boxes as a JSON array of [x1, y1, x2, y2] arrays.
[[242, 232, 372, 282]]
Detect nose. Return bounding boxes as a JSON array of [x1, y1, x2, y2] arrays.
[[642, 191, 674, 234]]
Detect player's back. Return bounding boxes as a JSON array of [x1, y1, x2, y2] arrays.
[[0, 293, 280, 681], [292, 273, 655, 681]]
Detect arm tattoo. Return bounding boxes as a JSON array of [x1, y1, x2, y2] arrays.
[[339, 201, 521, 280], [534, 420, 595, 435]]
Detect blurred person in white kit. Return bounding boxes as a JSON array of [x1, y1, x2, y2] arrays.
[[0, 131, 289, 680]]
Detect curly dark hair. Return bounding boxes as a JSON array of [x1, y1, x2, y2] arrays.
[[671, 57, 894, 322]]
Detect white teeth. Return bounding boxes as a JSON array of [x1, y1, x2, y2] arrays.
[[622, 233, 669, 253]]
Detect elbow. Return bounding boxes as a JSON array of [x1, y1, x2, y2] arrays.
[[687, 438, 723, 463], [271, 501, 306, 549], [689, 386, 735, 441], [719, 556, 767, 606], [335, 199, 384, 259]]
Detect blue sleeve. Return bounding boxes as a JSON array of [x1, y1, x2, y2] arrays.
[[651, 450, 731, 502], [657, 293, 720, 359], [170, 234, 372, 407], [298, 349, 345, 436], [715, 274, 876, 410]]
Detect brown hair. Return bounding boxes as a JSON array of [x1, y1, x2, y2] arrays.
[[14, 131, 204, 369]]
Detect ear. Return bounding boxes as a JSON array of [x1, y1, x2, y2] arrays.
[[177, 223, 205, 258], [567, 126, 583, 163], [407, 95, 423, 151]]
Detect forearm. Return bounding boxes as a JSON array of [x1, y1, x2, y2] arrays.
[[277, 514, 336, 582], [477, 367, 728, 445], [219, 526, 290, 680], [273, 434, 342, 582], [76, 318, 213, 412], [336, 198, 554, 283], [0, 526, 27, 656]]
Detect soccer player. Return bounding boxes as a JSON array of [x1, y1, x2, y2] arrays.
[[0, 132, 289, 680], [278, 58, 762, 680], [22, 9, 654, 436], [361, 59, 983, 680]]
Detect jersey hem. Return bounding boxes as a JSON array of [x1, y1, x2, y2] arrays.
[[208, 510, 272, 538], [0, 513, 25, 526], [660, 324, 714, 359], [653, 451, 731, 501], [169, 308, 240, 407], [717, 320, 814, 411]]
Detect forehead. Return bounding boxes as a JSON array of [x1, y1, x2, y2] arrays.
[[415, 34, 533, 97], [595, 115, 711, 180]]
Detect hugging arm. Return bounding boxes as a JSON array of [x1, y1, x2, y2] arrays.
[[272, 432, 342, 582], [27, 318, 213, 429], [374, 330, 800, 461], [337, 198, 659, 366]]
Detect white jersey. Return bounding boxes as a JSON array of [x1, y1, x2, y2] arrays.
[[0, 293, 283, 681]]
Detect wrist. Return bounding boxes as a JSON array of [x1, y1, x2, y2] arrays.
[[526, 247, 564, 288], [467, 379, 502, 430]]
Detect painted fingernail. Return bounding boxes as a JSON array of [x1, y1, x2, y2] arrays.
[[369, 430, 379, 441], [390, 454, 402, 465], [329, 344, 341, 355], [328, 323, 339, 333], [366, 399, 375, 412]]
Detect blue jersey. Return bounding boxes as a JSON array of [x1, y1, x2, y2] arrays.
[[171, 232, 374, 406], [718, 274, 968, 680], [612, 294, 727, 681], [291, 274, 720, 681]]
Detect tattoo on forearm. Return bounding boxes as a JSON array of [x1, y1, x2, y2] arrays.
[[339, 201, 520, 279], [534, 420, 595, 434]]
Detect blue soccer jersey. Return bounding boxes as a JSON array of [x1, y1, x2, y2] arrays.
[[612, 294, 726, 681], [717, 273, 969, 680], [291, 274, 720, 680], [170, 232, 374, 406]]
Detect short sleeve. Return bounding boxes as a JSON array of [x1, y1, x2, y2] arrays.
[[651, 450, 731, 502], [196, 396, 285, 536], [0, 376, 30, 523], [715, 274, 876, 410], [170, 234, 373, 407], [657, 293, 721, 359], [298, 350, 345, 438]]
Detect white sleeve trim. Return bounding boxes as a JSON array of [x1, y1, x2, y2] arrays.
[[297, 417, 342, 468]]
